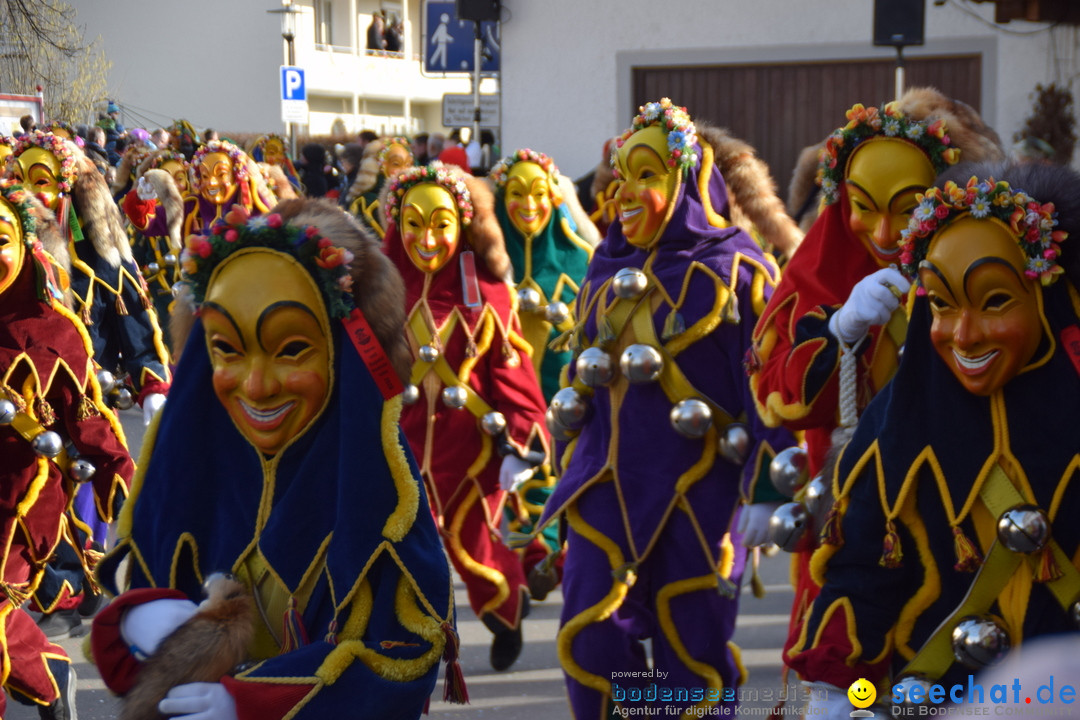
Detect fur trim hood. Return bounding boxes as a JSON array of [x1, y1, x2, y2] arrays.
[[71, 146, 134, 268], [139, 168, 184, 254]]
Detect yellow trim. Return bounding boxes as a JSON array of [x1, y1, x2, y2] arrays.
[[656, 574, 723, 717], [380, 395, 418, 542], [447, 483, 510, 617], [557, 504, 629, 695], [697, 144, 729, 230]]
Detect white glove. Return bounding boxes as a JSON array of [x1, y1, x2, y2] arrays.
[[136, 176, 158, 201], [829, 267, 910, 345], [142, 392, 166, 426], [737, 501, 783, 548], [120, 597, 198, 659], [499, 454, 535, 492], [804, 681, 862, 720], [158, 682, 237, 720]]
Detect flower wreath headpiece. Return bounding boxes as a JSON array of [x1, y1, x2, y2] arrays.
[[0, 179, 38, 245], [384, 163, 473, 228], [192, 140, 250, 182], [378, 136, 413, 167], [11, 131, 79, 194], [816, 102, 961, 205], [899, 176, 1066, 289], [0, 179, 65, 303], [180, 204, 356, 320], [489, 148, 559, 189], [613, 98, 698, 176], [146, 150, 189, 171]]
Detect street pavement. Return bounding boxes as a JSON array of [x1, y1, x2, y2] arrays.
[[9, 409, 797, 719]]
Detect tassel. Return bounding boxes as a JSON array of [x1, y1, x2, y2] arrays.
[[502, 341, 520, 367], [441, 622, 468, 704], [0, 581, 31, 606], [661, 311, 686, 341], [549, 328, 574, 353], [324, 619, 339, 646], [721, 293, 741, 324], [80, 303, 93, 326], [115, 293, 129, 316], [505, 531, 534, 549], [597, 316, 616, 348], [820, 504, 843, 547], [35, 397, 56, 426], [465, 336, 478, 359], [1035, 546, 1063, 583], [951, 526, 982, 572], [749, 548, 766, 599], [76, 395, 99, 421], [140, 290, 151, 311], [280, 597, 309, 653], [716, 574, 737, 599], [879, 520, 903, 568]]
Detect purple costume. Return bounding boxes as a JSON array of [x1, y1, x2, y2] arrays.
[[539, 135, 795, 719]]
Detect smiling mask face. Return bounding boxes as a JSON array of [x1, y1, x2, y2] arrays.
[[400, 183, 460, 274], [613, 125, 680, 250], [0, 197, 26, 296], [13, 147, 62, 212], [198, 151, 237, 206], [202, 250, 332, 455], [919, 215, 1043, 396], [504, 161, 553, 237]]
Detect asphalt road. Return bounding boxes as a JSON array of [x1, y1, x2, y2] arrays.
[[8, 409, 796, 719]]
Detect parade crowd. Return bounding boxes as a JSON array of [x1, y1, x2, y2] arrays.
[[0, 86, 1077, 720]]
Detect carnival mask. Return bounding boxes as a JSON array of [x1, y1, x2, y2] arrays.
[[263, 138, 286, 167], [202, 249, 332, 456], [919, 216, 1044, 396], [13, 147, 62, 212], [614, 125, 679, 250], [400, 183, 460, 274], [0, 143, 13, 170], [846, 137, 936, 266], [198, 151, 237, 206], [504, 161, 553, 237], [160, 159, 190, 196], [382, 142, 413, 179], [0, 197, 26, 296]]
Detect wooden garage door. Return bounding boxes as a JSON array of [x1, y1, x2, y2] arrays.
[[632, 55, 982, 204]]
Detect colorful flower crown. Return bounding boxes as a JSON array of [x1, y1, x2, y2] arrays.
[[179, 204, 356, 320], [378, 136, 413, 167], [613, 98, 699, 176], [0, 179, 38, 244], [145, 150, 189, 171], [899, 177, 1066, 289], [489, 148, 559, 189], [816, 103, 961, 205], [11, 131, 79, 193], [384, 163, 473, 228], [192, 140, 250, 182]]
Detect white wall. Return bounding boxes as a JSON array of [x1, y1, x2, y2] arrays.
[[500, 0, 1075, 179], [70, 0, 283, 135]]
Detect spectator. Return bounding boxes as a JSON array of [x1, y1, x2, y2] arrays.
[[337, 142, 364, 207], [150, 128, 169, 151], [384, 12, 403, 52], [19, 114, 35, 134], [412, 132, 430, 165], [298, 142, 333, 197], [106, 101, 125, 134], [438, 145, 471, 174], [366, 11, 386, 52], [203, 127, 219, 143], [357, 129, 378, 148], [83, 126, 110, 171], [428, 132, 445, 159]]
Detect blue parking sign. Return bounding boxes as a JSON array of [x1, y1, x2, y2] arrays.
[[423, 0, 499, 74], [281, 66, 306, 101]]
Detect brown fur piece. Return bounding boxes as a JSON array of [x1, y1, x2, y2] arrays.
[[274, 198, 413, 383], [787, 140, 827, 234], [71, 146, 134, 267], [120, 577, 253, 720], [460, 172, 510, 281], [697, 123, 804, 260], [344, 140, 385, 207], [139, 169, 184, 254], [262, 164, 298, 201]]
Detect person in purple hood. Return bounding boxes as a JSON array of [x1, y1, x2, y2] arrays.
[[538, 99, 798, 719]]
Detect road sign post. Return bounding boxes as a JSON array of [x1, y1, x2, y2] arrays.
[[423, 0, 499, 75], [442, 94, 499, 129], [280, 66, 309, 125]]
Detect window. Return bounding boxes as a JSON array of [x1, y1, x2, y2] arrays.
[[314, 0, 333, 46]]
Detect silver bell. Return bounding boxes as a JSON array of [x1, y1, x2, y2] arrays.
[[146, 261, 161, 275], [112, 387, 135, 411], [951, 615, 1010, 669], [619, 344, 663, 383], [163, 253, 178, 266], [669, 398, 713, 439], [996, 504, 1051, 553], [441, 385, 468, 410], [612, 267, 648, 299], [717, 423, 751, 465], [576, 347, 614, 387], [769, 446, 810, 498], [0, 398, 16, 425], [32, 431, 64, 458], [69, 458, 97, 483], [545, 407, 576, 442], [893, 676, 933, 707], [803, 474, 832, 518], [517, 287, 542, 313], [418, 344, 440, 363], [545, 301, 570, 326], [96, 369, 117, 395], [480, 411, 507, 436], [767, 502, 813, 552], [550, 387, 591, 429], [401, 384, 420, 405]]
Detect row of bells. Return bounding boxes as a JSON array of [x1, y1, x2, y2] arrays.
[[0, 398, 96, 482], [396, 373, 509, 437], [516, 267, 651, 324], [97, 370, 137, 411], [142, 252, 179, 277]]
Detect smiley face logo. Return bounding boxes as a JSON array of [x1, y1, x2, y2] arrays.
[[848, 678, 877, 709]]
